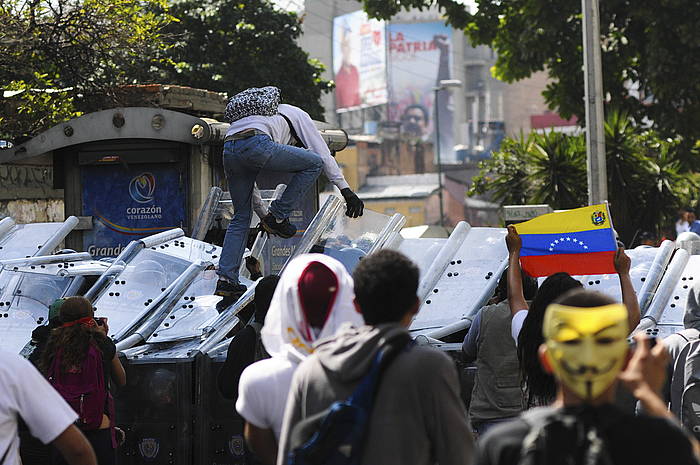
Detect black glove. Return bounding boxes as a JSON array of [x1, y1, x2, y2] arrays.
[[340, 188, 364, 218]]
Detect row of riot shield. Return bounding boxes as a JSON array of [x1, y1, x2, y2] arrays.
[[5, 198, 700, 465]]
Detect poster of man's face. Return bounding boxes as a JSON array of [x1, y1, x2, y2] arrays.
[[388, 22, 454, 159], [401, 104, 430, 139]]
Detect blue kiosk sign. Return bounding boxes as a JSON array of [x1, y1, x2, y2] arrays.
[[82, 164, 186, 257]]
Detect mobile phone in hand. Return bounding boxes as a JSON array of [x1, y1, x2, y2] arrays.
[[629, 335, 657, 351]]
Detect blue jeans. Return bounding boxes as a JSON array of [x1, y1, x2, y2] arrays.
[[217, 135, 323, 284]]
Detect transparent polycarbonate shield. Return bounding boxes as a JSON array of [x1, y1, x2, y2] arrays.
[[566, 245, 662, 304], [306, 208, 400, 273], [397, 238, 447, 278], [143, 236, 222, 265], [146, 267, 223, 343], [654, 254, 700, 333], [121, 337, 206, 360], [90, 233, 223, 342], [0, 269, 74, 353], [92, 250, 191, 338], [410, 227, 508, 334], [0, 223, 65, 260]]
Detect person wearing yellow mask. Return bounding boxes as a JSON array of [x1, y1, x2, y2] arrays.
[[476, 289, 699, 465]]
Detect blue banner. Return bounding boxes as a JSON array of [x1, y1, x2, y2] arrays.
[[81, 164, 186, 257]]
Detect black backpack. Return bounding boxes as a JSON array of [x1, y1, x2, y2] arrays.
[[287, 334, 412, 465], [517, 407, 615, 465]]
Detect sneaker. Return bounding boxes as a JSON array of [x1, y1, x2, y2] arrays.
[[260, 213, 296, 239], [215, 279, 247, 313]]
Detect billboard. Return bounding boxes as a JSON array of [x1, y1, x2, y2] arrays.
[[81, 164, 186, 257], [388, 22, 455, 162], [332, 10, 387, 110]]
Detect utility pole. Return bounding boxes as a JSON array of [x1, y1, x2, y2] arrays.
[[434, 86, 444, 227], [582, 0, 607, 205], [433, 79, 462, 227]]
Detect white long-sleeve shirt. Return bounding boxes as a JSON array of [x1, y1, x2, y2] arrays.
[[226, 104, 350, 191]]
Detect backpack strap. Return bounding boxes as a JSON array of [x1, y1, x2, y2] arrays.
[[279, 113, 307, 149], [348, 333, 413, 410]]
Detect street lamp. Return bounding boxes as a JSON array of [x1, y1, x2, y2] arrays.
[[433, 79, 462, 227]]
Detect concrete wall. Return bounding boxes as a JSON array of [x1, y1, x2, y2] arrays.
[[0, 154, 65, 223], [333, 145, 360, 191], [365, 193, 439, 227], [0, 199, 64, 223], [334, 139, 438, 193], [502, 70, 551, 136]]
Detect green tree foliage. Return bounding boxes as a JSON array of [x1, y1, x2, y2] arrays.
[[470, 111, 698, 243], [150, 0, 333, 120], [0, 0, 175, 140], [360, 0, 700, 143]]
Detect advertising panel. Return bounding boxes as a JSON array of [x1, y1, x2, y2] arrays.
[[82, 164, 186, 257], [388, 22, 455, 162], [332, 10, 387, 110]]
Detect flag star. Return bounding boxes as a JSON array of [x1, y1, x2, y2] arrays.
[[554, 239, 559, 244], [572, 238, 579, 243], [584, 245, 588, 249], [560, 237, 565, 242], [550, 242, 555, 247], [549, 248, 553, 251], [566, 237, 571, 241]]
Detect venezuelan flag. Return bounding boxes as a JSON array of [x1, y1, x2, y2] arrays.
[[515, 203, 617, 277]]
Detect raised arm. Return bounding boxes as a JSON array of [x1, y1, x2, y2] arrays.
[[506, 225, 528, 316], [614, 247, 641, 331]]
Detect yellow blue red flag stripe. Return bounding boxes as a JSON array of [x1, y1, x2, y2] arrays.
[[515, 203, 617, 277]]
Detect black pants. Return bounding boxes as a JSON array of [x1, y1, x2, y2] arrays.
[[51, 428, 114, 465]]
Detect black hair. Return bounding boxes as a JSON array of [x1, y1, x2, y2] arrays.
[[254, 275, 280, 323], [352, 249, 419, 325], [517, 272, 582, 406], [495, 268, 539, 303], [555, 288, 616, 307], [684, 207, 696, 214], [402, 104, 429, 124]]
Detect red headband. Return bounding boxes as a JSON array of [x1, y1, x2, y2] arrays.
[[61, 316, 96, 328]]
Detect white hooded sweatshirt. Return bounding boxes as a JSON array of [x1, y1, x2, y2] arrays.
[[235, 254, 363, 439]]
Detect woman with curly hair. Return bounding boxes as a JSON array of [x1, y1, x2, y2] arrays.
[[41, 296, 126, 465]]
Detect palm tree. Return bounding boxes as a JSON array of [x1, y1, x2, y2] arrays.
[[470, 109, 696, 242], [528, 130, 587, 209]]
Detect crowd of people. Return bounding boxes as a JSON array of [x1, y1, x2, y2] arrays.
[[3, 230, 700, 464], [215, 230, 700, 464]]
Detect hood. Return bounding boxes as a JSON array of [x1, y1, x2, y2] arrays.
[[313, 323, 408, 383], [685, 282, 700, 330], [261, 254, 364, 364]]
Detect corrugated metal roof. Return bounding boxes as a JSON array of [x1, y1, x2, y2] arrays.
[[357, 174, 440, 200]]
